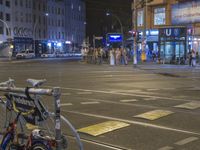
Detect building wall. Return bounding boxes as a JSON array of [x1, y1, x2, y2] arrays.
[[0, 0, 86, 54], [0, 0, 12, 43]]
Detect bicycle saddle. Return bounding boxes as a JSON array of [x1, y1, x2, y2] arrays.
[[27, 79, 46, 87]]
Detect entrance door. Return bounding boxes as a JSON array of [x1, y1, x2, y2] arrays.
[[175, 42, 185, 64]]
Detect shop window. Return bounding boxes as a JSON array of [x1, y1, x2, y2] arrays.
[[154, 7, 166, 25], [137, 10, 143, 27]]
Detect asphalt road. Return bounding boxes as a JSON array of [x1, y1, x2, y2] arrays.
[[0, 59, 200, 150]]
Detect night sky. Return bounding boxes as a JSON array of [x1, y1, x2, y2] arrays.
[[85, 0, 132, 45]]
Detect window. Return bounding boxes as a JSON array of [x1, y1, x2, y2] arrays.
[[154, 7, 166, 25], [20, 0, 23, 7], [5, 0, 10, 7], [0, 11, 3, 20], [0, 0, 3, 5], [0, 27, 3, 35], [15, 0, 18, 6], [6, 13, 10, 21], [137, 10, 143, 27]]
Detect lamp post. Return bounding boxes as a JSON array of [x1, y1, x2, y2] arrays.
[[33, 13, 49, 55], [141, 0, 147, 61], [0, 19, 12, 60], [133, 0, 137, 66], [106, 12, 124, 48]]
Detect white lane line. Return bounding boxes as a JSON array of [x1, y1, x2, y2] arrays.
[[58, 87, 188, 102], [175, 137, 199, 145], [158, 146, 174, 150], [46, 86, 191, 102], [81, 102, 100, 105], [77, 92, 93, 95], [60, 103, 73, 106], [64, 110, 200, 136], [62, 93, 71, 96], [120, 99, 138, 102], [143, 97, 158, 101], [147, 89, 159, 91]]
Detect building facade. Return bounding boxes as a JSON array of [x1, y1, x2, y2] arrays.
[[132, 0, 200, 64], [0, 0, 86, 57]]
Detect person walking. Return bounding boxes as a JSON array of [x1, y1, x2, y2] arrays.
[[191, 49, 196, 67]]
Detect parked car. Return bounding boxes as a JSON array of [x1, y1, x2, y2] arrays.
[[16, 50, 35, 59]]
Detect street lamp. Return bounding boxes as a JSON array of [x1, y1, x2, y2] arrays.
[[33, 13, 49, 54], [106, 12, 124, 48], [0, 19, 12, 60]]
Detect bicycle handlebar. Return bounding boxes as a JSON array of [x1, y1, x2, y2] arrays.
[[0, 86, 53, 96]]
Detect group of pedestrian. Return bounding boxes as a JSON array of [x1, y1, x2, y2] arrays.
[[109, 48, 128, 66], [81, 47, 104, 64]]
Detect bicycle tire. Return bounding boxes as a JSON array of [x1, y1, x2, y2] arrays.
[[1, 132, 12, 150], [30, 143, 50, 150]]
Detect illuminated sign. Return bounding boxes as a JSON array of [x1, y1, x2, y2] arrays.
[[107, 33, 123, 43]]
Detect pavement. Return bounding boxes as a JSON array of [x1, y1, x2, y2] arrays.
[[1, 59, 200, 149]]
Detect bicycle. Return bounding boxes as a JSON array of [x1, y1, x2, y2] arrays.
[[0, 79, 83, 150]]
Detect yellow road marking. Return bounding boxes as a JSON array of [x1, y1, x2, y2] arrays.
[[134, 110, 174, 121], [174, 102, 200, 110], [78, 121, 130, 136]]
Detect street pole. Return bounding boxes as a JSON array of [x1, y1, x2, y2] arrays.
[[141, 0, 147, 62], [0, 19, 12, 60], [33, 19, 38, 53], [133, 0, 137, 66], [106, 13, 124, 48]]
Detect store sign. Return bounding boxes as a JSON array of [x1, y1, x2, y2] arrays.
[[172, 1, 200, 24], [159, 28, 186, 38], [107, 33, 123, 43]]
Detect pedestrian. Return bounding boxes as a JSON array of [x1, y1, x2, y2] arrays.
[[188, 51, 192, 66], [191, 49, 196, 67], [110, 49, 115, 66]]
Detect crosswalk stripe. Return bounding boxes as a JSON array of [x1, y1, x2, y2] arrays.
[[175, 137, 199, 145]]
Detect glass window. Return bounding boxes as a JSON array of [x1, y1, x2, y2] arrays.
[[0, 0, 3, 5], [154, 7, 166, 25], [0, 11, 3, 20], [0, 26, 3, 35], [137, 10, 143, 27], [15, 0, 18, 6], [5, 0, 10, 7], [6, 13, 10, 21]]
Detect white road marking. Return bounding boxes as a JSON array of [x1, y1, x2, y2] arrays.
[[147, 89, 159, 91], [81, 102, 100, 105], [143, 97, 158, 101], [158, 146, 174, 150], [60, 103, 73, 106], [60, 87, 184, 101], [46, 86, 192, 102], [64, 110, 200, 136], [120, 99, 138, 103], [62, 93, 71, 96], [77, 92, 93, 95], [175, 137, 199, 145]]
